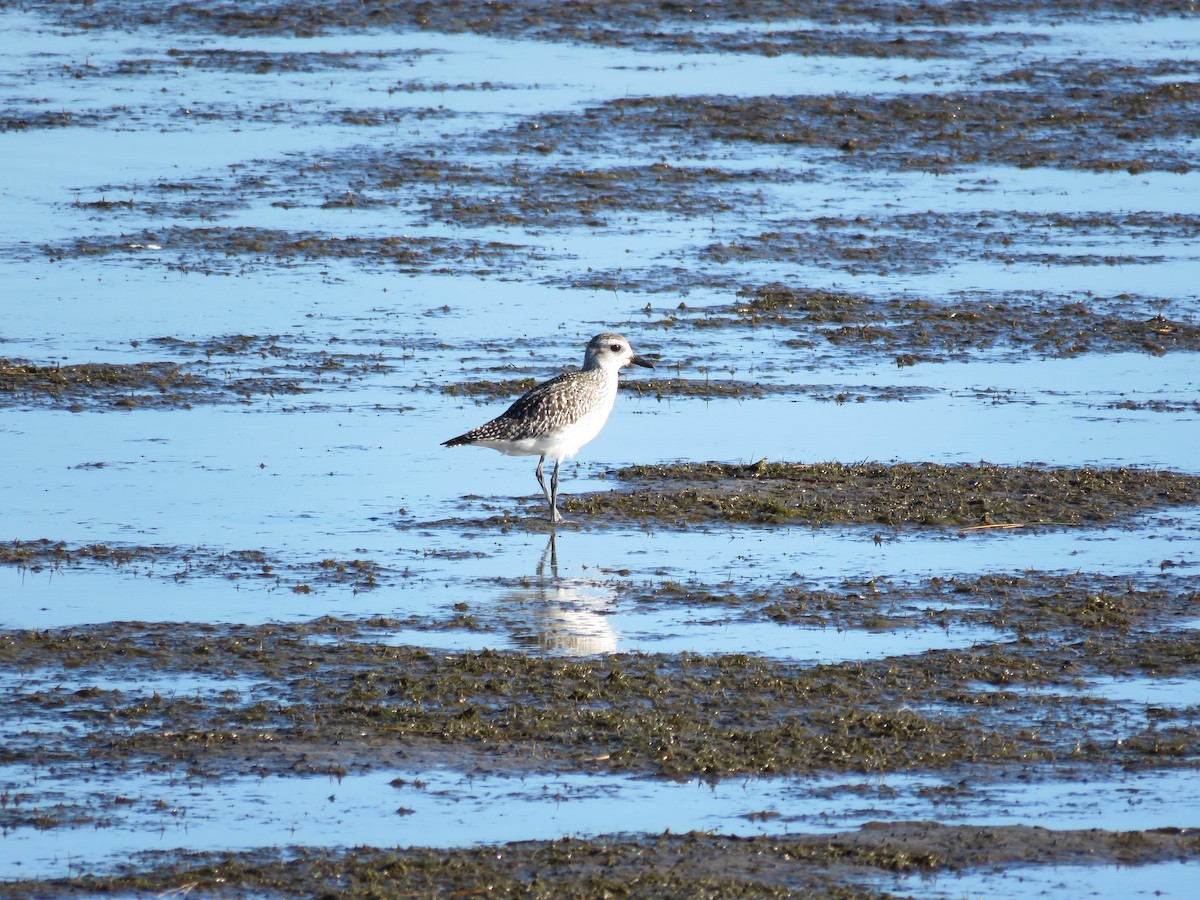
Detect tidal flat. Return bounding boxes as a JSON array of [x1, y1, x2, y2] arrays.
[[2, 0, 1199, 897]]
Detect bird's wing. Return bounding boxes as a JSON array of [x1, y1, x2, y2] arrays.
[[444, 372, 585, 445], [488, 372, 583, 438]]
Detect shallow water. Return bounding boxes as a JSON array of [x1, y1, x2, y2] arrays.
[[5, 763, 1200, 882], [884, 859, 1200, 900], [2, 1, 1199, 895], [5, 511, 1197, 636]]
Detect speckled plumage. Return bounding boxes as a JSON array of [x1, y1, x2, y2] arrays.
[[443, 333, 653, 523]]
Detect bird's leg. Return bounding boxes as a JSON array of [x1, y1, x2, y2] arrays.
[[549, 458, 564, 524], [535, 455, 552, 503], [535, 460, 561, 525]]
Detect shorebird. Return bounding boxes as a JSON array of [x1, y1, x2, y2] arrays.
[[442, 333, 653, 523]]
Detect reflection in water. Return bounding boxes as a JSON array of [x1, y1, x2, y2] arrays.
[[508, 534, 619, 656]]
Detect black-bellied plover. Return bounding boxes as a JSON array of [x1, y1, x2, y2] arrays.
[[443, 333, 653, 523]]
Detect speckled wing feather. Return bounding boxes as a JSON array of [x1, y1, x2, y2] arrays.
[[443, 370, 604, 446]]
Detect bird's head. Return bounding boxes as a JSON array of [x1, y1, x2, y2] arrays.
[[584, 333, 655, 372]]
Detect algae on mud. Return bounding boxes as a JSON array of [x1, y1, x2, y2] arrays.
[[621, 571, 1200, 636], [42, 227, 532, 277], [587, 85, 1200, 174], [3, 615, 1199, 780], [438, 375, 925, 403], [0, 335, 399, 410], [650, 284, 1200, 362], [28, 0, 1197, 49], [0, 359, 213, 408], [564, 461, 1200, 528], [0, 539, 389, 593], [4, 824, 1199, 900]]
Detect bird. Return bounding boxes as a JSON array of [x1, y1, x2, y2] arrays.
[[443, 333, 653, 523]]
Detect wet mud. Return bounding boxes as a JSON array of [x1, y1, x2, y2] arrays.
[[444, 376, 930, 403], [27, 0, 1196, 48], [424, 461, 1200, 531], [5, 824, 1198, 899], [0, 336, 403, 410], [583, 80, 1200, 175], [1, 602, 1198, 897], [45, 139, 1200, 291], [645, 284, 1200, 365], [564, 461, 1200, 528], [694, 212, 1200, 279], [622, 570, 1200, 635], [20, 35, 1198, 332], [3, 611, 1198, 781], [0, 539, 389, 592], [42, 228, 531, 278]]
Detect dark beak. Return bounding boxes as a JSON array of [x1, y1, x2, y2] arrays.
[[631, 354, 655, 369]]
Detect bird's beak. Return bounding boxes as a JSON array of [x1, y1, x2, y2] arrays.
[[631, 354, 655, 369]]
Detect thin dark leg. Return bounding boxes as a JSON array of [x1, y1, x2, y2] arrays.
[[535, 455, 552, 506], [549, 458, 563, 523]]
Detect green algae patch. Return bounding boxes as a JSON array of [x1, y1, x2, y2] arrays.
[[586, 80, 1200, 174], [0, 335, 397, 410], [38, 0, 1191, 57], [563, 461, 1200, 528], [622, 571, 1200, 638], [646, 284, 1200, 362], [0, 539, 390, 593], [43, 226, 532, 276], [7, 824, 1200, 899], [0, 539, 174, 571], [5, 622, 1200, 780], [620, 379, 925, 402], [0, 359, 219, 409], [438, 376, 915, 403], [0, 356, 290, 410], [440, 377, 539, 401], [417, 162, 754, 230]]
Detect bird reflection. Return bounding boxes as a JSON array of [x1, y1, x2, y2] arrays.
[[538, 531, 560, 575], [507, 533, 618, 656]]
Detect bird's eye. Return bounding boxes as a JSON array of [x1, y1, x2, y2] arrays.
[[609, 343, 621, 352]]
